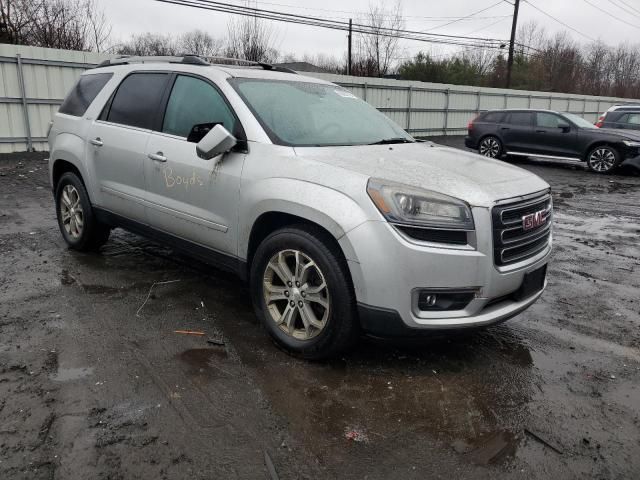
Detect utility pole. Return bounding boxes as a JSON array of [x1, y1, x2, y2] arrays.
[[347, 18, 352, 76], [506, 0, 520, 88]]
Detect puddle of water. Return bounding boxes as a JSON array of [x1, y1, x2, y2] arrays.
[[177, 348, 229, 379], [51, 366, 94, 382]]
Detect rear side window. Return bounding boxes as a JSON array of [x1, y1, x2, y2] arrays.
[[620, 113, 640, 125], [162, 75, 237, 138], [106, 73, 169, 129], [59, 73, 112, 117], [481, 111, 503, 123], [505, 112, 533, 126]]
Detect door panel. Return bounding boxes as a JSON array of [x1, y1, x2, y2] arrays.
[[500, 112, 534, 151], [144, 133, 244, 253], [86, 121, 149, 221], [85, 71, 171, 221], [531, 112, 579, 157], [143, 74, 245, 255]]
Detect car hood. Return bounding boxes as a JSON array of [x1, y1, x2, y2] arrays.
[[293, 142, 549, 207], [592, 128, 640, 140]]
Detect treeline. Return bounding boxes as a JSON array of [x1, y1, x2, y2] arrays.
[[3, 1, 640, 98], [398, 22, 640, 98]]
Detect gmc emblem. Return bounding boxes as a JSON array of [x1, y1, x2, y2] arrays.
[[522, 210, 547, 231]]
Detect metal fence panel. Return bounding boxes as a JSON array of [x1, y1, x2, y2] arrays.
[[1, 44, 638, 152]]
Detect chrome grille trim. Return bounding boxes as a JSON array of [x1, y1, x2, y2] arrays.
[[492, 192, 552, 266]]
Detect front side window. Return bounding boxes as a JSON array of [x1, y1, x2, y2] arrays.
[[561, 113, 596, 129], [106, 73, 169, 129], [230, 78, 413, 147], [506, 112, 533, 126], [536, 112, 567, 128], [162, 75, 237, 138], [59, 73, 112, 117]]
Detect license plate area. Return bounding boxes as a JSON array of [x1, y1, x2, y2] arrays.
[[513, 265, 547, 301]]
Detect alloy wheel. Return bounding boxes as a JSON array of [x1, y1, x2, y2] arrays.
[[263, 249, 330, 341], [479, 137, 500, 158], [60, 184, 84, 239], [588, 148, 616, 172]]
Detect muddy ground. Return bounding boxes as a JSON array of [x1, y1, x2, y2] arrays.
[[0, 144, 638, 480]]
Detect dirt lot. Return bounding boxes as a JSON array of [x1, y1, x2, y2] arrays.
[[0, 145, 639, 479]]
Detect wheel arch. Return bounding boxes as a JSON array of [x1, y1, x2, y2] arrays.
[[582, 140, 621, 162]]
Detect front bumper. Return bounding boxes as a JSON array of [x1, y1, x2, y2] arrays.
[[341, 207, 551, 334]]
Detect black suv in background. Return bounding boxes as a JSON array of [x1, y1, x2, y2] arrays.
[[465, 109, 640, 173], [596, 104, 640, 130]]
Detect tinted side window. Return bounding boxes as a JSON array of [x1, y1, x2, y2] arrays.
[[619, 113, 640, 125], [536, 113, 568, 128], [162, 75, 237, 138], [506, 112, 533, 126], [482, 112, 504, 123], [59, 73, 112, 117], [107, 73, 169, 129]]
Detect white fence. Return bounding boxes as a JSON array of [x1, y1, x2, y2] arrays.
[[1, 43, 637, 153]]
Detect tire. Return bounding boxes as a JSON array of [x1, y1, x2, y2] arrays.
[[249, 224, 359, 360], [586, 145, 621, 174], [55, 172, 110, 251], [478, 135, 503, 159]]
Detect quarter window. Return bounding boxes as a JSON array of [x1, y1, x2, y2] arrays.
[[162, 75, 237, 139], [59, 73, 112, 117], [106, 73, 169, 129], [506, 112, 533, 126]]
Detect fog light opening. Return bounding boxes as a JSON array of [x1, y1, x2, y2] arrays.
[[416, 289, 477, 312]]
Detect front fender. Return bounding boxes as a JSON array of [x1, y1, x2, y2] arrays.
[[238, 177, 371, 262]]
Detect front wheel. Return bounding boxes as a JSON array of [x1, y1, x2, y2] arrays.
[[250, 225, 359, 360], [478, 136, 503, 158], [586, 145, 620, 173]]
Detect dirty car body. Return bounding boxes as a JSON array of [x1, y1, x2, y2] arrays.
[[48, 56, 552, 358]]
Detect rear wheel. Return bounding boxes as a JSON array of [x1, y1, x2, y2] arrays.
[[55, 172, 110, 251], [250, 225, 359, 360], [586, 145, 620, 174], [478, 136, 503, 158]]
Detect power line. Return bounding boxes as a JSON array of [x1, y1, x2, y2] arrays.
[[422, 1, 507, 33], [522, 0, 597, 42], [152, 0, 509, 50], [581, 0, 640, 30], [215, 0, 514, 22], [606, 0, 640, 19], [617, 0, 640, 16]]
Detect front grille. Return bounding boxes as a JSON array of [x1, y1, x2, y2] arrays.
[[492, 192, 552, 266]]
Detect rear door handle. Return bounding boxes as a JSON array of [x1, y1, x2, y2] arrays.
[[536, 129, 546, 133], [90, 137, 103, 147], [500, 127, 510, 130], [148, 152, 167, 162]]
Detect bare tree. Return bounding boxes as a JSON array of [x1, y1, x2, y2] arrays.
[[116, 32, 178, 56], [0, 0, 110, 51], [178, 29, 224, 57], [225, 14, 278, 62], [354, 0, 404, 76]]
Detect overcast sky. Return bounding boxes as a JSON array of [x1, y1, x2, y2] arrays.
[[101, 0, 639, 58]]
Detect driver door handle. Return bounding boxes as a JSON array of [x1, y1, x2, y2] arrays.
[[148, 152, 167, 162], [536, 129, 546, 133], [90, 137, 103, 147], [500, 127, 510, 131]]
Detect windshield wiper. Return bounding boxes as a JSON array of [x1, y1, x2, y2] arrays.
[[368, 138, 414, 145]]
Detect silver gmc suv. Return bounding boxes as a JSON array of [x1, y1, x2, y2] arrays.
[[48, 56, 552, 359]]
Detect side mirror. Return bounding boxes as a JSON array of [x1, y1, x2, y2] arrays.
[[559, 125, 571, 133], [196, 124, 237, 160]]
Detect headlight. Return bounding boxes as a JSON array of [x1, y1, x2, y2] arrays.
[[367, 179, 474, 230], [622, 140, 640, 147]]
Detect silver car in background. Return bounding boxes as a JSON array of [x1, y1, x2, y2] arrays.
[[48, 56, 552, 359]]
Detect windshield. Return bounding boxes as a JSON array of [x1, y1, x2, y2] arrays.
[[562, 112, 597, 129], [229, 78, 414, 147]]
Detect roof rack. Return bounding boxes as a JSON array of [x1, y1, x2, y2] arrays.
[[95, 54, 297, 74]]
